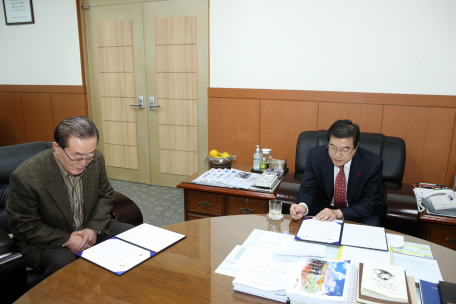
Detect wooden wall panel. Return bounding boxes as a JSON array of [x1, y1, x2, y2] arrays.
[[156, 73, 197, 99], [21, 93, 55, 143], [156, 45, 197, 72], [51, 93, 88, 129], [98, 46, 134, 72], [208, 98, 260, 166], [0, 92, 27, 146], [155, 16, 196, 45], [159, 125, 197, 151], [99, 73, 135, 97], [160, 150, 198, 176], [446, 119, 456, 188], [157, 99, 197, 126], [260, 100, 319, 172], [381, 105, 455, 185], [96, 20, 133, 47], [104, 144, 138, 169], [317, 102, 383, 133], [102, 121, 137, 146]]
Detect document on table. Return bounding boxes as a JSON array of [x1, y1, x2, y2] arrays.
[[233, 248, 298, 291], [77, 238, 154, 275], [340, 223, 388, 251], [295, 218, 342, 244], [390, 242, 433, 259], [253, 231, 326, 257], [78, 223, 186, 275], [339, 245, 391, 266], [215, 245, 254, 277], [392, 253, 443, 283], [116, 223, 186, 253], [387, 233, 405, 247]]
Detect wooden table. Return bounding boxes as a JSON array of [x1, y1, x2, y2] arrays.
[[419, 211, 456, 250], [16, 215, 456, 303], [177, 165, 278, 221]]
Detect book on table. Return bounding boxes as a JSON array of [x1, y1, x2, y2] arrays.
[[357, 261, 411, 304], [420, 280, 441, 304], [438, 281, 456, 304], [295, 218, 388, 251], [77, 223, 186, 275], [285, 257, 357, 304]]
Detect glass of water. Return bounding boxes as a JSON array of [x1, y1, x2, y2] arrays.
[[267, 200, 284, 220]]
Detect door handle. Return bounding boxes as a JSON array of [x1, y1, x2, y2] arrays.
[[130, 96, 144, 109], [149, 97, 160, 111]]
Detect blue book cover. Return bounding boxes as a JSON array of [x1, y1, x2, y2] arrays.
[[420, 279, 441, 304]]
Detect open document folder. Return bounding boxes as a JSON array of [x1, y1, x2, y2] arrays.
[[295, 218, 388, 251], [77, 223, 186, 275]]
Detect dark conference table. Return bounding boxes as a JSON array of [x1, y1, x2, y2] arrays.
[[16, 215, 456, 303]]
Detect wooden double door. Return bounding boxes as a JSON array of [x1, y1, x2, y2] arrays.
[[84, 0, 208, 186]]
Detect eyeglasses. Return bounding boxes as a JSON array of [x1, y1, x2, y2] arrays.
[[61, 147, 97, 163], [327, 145, 355, 155]]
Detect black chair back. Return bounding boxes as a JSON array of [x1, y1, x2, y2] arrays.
[[295, 130, 406, 183], [0, 142, 52, 233]]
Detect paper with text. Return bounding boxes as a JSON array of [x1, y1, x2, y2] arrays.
[[392, 253, 442, 283], [340, 245, 391, 266], [295, 218, 342, 244], [215, 245, 253, 277]]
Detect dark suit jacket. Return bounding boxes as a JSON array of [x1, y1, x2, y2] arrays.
[[296, 145, 383, 221], [6, 148, 113, 269]]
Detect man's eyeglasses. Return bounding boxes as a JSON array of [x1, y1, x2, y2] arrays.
[[327, 145, 355, 155], [61, 147, 97, 163]]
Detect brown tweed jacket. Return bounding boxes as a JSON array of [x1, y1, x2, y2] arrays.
[[6, 148, 113, 269]]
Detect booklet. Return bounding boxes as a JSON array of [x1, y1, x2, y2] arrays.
[[77, 223, 186, 275], [295, 219, 388, 251]]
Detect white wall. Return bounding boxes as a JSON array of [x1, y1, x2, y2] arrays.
[[0, 0, 82, 85], [210, 0, 456, 95]]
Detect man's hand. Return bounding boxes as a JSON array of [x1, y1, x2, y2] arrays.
[[70, 229, 98, 252], [290, 204, 307, 220], [315, 208, 343, 222], [64, 234, 85, 254]]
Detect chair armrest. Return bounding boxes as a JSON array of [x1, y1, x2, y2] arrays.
[[384, 182, 419, 237], [277, 173, 302, 214], [111, 191, 143, 227], [0, 230, 27, 302]]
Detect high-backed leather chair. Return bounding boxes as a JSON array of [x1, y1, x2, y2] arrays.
[[0, 141, 143, 303], [277, 131, 419, 236]]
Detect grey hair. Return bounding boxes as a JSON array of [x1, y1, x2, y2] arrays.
[[54, 116, 99, 149]]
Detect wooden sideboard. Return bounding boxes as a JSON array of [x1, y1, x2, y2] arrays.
[[419, 211, 456, 251], [177, 165, 278, 221]]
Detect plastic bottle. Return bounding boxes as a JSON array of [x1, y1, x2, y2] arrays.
[[253, 145, 261, 171], [260, 149, 272, 171]]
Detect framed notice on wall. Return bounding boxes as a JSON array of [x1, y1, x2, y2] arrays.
[[2, 0, 34, 25]]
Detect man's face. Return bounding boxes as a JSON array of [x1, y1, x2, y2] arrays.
[[327, 136, 357, 166], [53, 136, 97, 176]]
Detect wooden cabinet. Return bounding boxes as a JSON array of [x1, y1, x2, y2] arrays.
[[419, 212, 456, 251], [178, 165, 277, 221]]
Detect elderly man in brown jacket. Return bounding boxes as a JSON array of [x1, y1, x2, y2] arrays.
[[6, 116, 133, 277]]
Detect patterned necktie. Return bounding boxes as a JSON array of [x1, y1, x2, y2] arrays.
[[334, 166, 347, 208]]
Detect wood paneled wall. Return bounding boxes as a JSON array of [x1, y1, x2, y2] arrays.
[[208, 88, 456, 187], [0, 85, 88, 147]]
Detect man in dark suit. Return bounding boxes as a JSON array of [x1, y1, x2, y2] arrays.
[[290, 120, 383, 226], [6, 116, 133, 277]]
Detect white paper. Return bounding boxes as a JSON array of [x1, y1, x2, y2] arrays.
[[390, 242, 433, 259], [233, 248, 298, 291], [296, 218, 342, 244], [115, 223, 185, 253], [323, 244, 342, 260], [340, 245, 391, 266], [392, 253, 443, 283], [386, 233, 405, 248], [80, 238, 151, 274], [242, 229, 266, 248], [341, 223, 388, 251], [215, 245, 253, 277]]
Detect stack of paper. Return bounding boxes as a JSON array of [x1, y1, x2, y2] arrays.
[[286, 258, 356, 304], [192, 168, 260, 189]]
